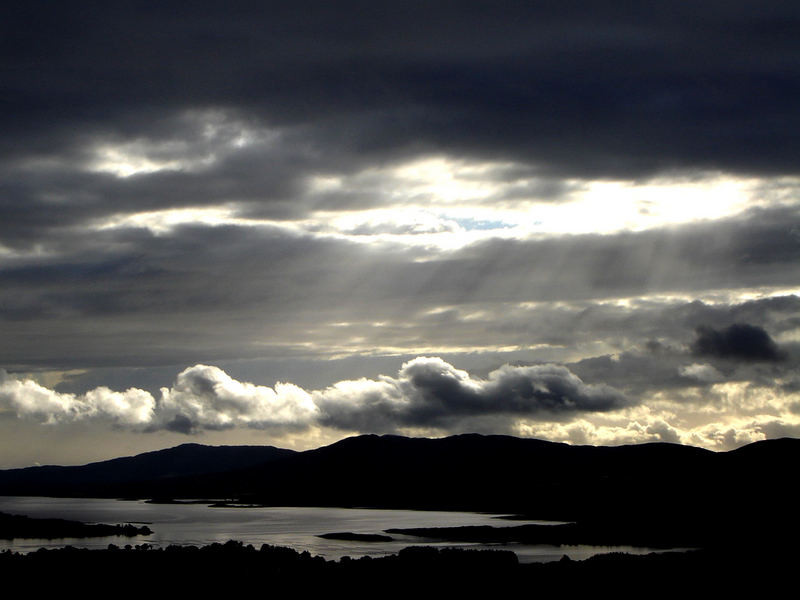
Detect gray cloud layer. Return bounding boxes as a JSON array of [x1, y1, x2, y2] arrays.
[[3, 2, 800, 251], [2, 207, 798, 371], [4, 2, 800, 180]]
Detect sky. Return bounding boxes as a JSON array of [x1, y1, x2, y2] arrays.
[[1, 1, 799, 467]]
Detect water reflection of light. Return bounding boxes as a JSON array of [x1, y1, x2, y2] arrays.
[[0, 497, 689, 563]]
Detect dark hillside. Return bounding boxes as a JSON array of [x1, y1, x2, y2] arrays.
[[1, 434, 798, 548], [0, 443, 295, 497]]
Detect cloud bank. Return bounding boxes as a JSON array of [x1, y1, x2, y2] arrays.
[[0, 369, 155, 427], [315, 358, 630, 431], [5, 352, 798, 453], [1, 359, 628, 435]]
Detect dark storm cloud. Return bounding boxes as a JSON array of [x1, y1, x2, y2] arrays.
[[691, 323, 786, 362], [2, 1, 800, 288], [314, 357, 630, 432], [4, 1, 800, 182]]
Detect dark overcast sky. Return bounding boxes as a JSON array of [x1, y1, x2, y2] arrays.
[[1, 1, 799, 466]]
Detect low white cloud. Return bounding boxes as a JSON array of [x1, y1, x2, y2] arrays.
[[157, 364, 318, 433], [514, 403, 800, 451], [0, 369, 155, 426], [1, 359, 628, 435], [4, 358, 797, 451]]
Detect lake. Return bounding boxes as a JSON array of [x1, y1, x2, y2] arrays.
[[0, 496, 670, 563]]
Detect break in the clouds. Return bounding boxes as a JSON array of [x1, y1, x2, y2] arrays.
[[2, 2, 800, 464], [0, 359, 629, 435]]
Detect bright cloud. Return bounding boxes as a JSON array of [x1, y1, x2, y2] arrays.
[[7, 356, 797, 451], [0, 370, 155, 426], [1, 359, 628, 435], [157, 364, 318, 433]]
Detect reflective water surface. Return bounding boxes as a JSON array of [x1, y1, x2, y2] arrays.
[[0, 496, 671, 562]]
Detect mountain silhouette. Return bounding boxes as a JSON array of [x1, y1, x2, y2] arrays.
[[0, 443, 294, 497], [1, 434, 798, 548]]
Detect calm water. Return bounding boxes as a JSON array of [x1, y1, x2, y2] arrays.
[[0, 496, 668, 563]]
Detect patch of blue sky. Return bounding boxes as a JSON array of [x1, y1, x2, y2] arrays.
[[453, 218, 512, 231]]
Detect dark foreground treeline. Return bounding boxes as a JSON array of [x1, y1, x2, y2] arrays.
[[0, 541, 788, 598]]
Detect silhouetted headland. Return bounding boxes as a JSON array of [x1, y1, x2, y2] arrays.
[[0, 443, 294, 497], [0, 511, 152, 540]]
